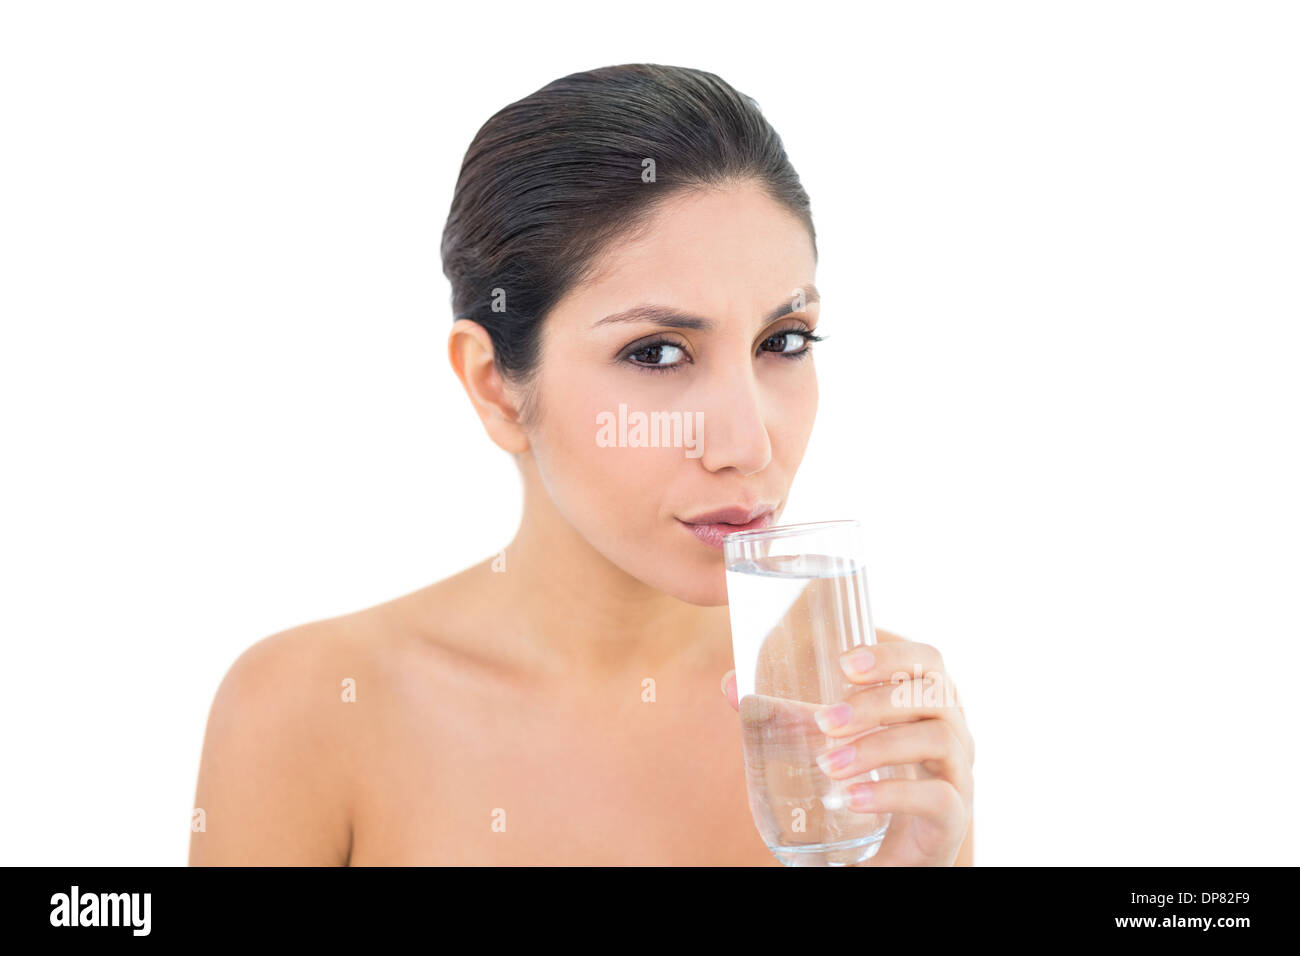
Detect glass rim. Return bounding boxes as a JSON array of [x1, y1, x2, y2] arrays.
[[722, 518, 861, 546]]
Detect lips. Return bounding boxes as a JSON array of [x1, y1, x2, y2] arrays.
[[677, 503, 777, 551]]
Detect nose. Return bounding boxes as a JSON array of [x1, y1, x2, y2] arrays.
[[694, 362, 772, 476]]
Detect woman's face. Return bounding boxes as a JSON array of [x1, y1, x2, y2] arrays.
[[524, 182, 820, 606]]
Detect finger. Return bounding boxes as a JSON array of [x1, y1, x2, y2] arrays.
[[815, 718, 972, 794], [813, 675, 974, 761], [837, 637, 945, 686], [846, 776, 968, 828], [840, 635, 972, 759], [720, 670, 738, 712]]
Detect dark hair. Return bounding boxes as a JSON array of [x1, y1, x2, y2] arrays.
[[440, 63, 817, 424]]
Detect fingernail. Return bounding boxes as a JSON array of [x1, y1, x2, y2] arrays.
[[814, 702, 852, 732], [816, 745, 855, 775], [721, 670, 734, 696], [849, 782, 876, 811], [843, 649, 875, 677]]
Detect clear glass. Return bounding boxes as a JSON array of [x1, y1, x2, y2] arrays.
[[723, 519, 897, 867]]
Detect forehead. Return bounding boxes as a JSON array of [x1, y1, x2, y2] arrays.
[[553, 184, 817, 328]]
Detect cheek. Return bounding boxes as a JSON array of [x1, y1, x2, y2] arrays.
[[767, 367, 819, 456], [530, 368, 680, 527]]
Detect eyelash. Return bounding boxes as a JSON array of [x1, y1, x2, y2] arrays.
[[623, 326, 825, 375]]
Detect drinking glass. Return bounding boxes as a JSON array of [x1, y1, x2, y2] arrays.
[[723, 519, 899, 867]]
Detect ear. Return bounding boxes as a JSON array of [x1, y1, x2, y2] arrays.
[[448, 319, 530, 455]]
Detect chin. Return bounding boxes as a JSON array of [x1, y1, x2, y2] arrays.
[[613, 545, 729, 606], [590, 524, 734, 605], [670, 577, 729, 607], [657, 549, 731, 606]]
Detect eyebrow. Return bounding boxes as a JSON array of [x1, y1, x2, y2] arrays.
[[592, 284, 819, 332]]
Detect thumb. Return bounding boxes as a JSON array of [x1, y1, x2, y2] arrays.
[[720, 669, 739, 712]]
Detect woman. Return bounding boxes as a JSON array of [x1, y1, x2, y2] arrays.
[[189, 63, 975, 866]]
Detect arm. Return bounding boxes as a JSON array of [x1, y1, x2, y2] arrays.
[[188, 625, 354, 865]]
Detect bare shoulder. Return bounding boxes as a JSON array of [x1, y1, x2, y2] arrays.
[[189, 612, 385, 865]]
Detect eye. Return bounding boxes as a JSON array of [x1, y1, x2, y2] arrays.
[[624, 339, 690, 373], [760, 327, 824, 358]]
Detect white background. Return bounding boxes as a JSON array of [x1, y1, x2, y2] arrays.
[[2, 1, 1296, 866]]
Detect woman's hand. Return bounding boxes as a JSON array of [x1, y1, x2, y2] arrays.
[[721, 629, 974, 866]]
